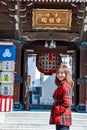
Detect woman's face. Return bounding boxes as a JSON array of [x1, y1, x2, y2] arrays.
[[56, 69, 66, 81]]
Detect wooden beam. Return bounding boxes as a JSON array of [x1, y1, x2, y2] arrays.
[[24, 45, 79, 54], [22, 31, 80, 42]]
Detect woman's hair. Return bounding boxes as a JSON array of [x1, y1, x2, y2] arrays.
[[55, 64, 74, 87]]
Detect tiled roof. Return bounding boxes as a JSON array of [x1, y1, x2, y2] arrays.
[[6, 0, 87, 2]]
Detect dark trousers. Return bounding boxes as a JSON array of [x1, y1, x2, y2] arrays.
[[56, 125, 70, 130]]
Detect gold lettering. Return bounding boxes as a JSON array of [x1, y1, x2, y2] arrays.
[[55, 13, 58, 17], [41, 17, 47, 23], [49, 18, 54, 23], [45, 13, 50, 17], [56, 18, 61, 23]]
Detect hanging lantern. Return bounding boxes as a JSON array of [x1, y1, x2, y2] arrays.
[[36, 53, 61, 74]]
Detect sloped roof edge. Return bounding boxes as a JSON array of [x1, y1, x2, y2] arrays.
[[1, 0, 87, 3]]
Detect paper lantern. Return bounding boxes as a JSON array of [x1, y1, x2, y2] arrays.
[[36, 53, 61, 74], [0, 84, 14, 96], [0, 72, 14, 83], [1, 61, 15, 71]]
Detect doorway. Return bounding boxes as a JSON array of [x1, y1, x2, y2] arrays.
[[23, 51, 78, 110]]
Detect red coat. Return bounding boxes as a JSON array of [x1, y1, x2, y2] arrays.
[[49, 80, 72, 126]]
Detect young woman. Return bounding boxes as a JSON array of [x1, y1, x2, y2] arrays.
[[49, 65, 74, 130]]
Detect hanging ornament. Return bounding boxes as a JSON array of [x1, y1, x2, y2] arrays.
[[36, 53, 61, 74]]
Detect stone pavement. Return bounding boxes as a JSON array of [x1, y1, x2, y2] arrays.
[[0, 110, 87, 130]]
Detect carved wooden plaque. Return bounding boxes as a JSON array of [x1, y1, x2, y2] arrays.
[[32, 9, 72, 30]]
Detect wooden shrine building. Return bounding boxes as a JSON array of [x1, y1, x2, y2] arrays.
[[0, 0, 87, 111]]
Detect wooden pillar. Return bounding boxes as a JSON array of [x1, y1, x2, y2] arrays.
[[14, 45, 23, 109], [72, 50, 80, 107], [79, 46, 87, 105], [77, 2, 87, 111], [22, 49, 30, 110]]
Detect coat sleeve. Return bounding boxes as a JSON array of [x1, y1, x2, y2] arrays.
[[54, 85, 72, 115]]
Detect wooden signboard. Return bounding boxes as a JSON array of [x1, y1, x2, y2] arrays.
[[32, 9, 72, 30]]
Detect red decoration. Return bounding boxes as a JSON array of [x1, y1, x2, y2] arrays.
[[36, 53, 61, 74], [0, 96, 13, 111]]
